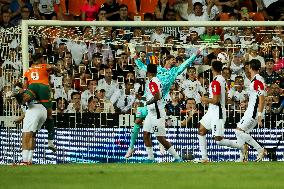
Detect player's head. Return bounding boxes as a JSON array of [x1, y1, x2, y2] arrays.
[[249, 59, 261, 72], [164, 54, 176, 68], [211, 60, 223, 74], [33, 53, 44, 64], [147, 64, 157, 77]]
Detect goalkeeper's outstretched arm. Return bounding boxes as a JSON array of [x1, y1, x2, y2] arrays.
[[176, 45, 207, 75]]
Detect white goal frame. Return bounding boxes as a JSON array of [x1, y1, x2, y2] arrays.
[[21, 20, 284, 73]]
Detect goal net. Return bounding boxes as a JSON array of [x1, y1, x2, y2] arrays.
[[0, 20, 284, 164]]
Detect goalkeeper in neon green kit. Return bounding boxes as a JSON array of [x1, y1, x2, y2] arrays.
[[125, 45, 206, 158]]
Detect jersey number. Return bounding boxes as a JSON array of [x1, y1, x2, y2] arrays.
[[31, 72, 39, 80]]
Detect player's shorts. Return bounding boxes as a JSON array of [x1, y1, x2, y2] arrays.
[[237, 116, 257, 133], [24, 83, 52, 109], [22, 104, 47, 132], [136, 106, 148, 119], [143, 114, 166, 136], [200, 109, 225, 137]]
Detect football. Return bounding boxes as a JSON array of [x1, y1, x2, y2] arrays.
[[217, 52, 230, 64]]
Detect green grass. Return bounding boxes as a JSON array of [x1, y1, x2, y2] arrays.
[[0, 162, 284, 189]]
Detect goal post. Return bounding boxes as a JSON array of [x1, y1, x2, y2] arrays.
[[21, 20, 284, 73]]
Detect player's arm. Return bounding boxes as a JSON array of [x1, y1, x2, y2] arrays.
[[175, 45, 206, 75], [201, 80, 221, 105], [254, 80, 266, 126], [146, 81, 161, 105], [134, 58, 147, 72]]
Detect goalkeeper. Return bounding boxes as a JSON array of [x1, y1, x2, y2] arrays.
[[125, 45, 206, 158]]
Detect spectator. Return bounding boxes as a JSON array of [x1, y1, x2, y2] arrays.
[[11, 5, 31, 25], [96, 86, 115, 113], [270, 46, 284, 72], [112, 4, 133, 21], [227, 75, 248, 106], [112, 79, 136, 113], [54, 75, 77, 101], [54, 97, 68, 114], [266, 83, 281, 113], [239, 27, 255, 49], [62, 51, 74, 75], [244, 42, 265, 68], [150, 27, 168, 45], [181, 66, 206, 104], [187, 1, 209, 36], [215, 0, 239, 14], [222, 67, 233, 90], [81, 79, 98, 110], [165, 90, 185, 116], [66, 91, 82, 113], [200, 26, 220, 43], [81, 0, 99, 21], [87, 96, 101, 113], [96, 8, 107, 21], [33, 0, 62, 20], [154, 0, 171, 20], [9, 0, 33, 22], [144, 12, 154, 21], [97, 67, 118, 100], [260, 59, 281, 85], [1, 10, 14, 28], [101, 0, 120, 20], [229, 51, 244, 80], [181, 98, 202, 127]]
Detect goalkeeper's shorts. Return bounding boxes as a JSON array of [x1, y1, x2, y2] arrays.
[[136, 106, 148, 119]]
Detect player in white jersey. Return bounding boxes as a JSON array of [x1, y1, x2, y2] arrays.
[[12, 84, 47, 165], [198, 61, 241, 162], [143, 64, 182, 163], [234, 59, 267, 162]]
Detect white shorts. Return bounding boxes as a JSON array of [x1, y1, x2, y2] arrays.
[[22, 104, 47, 133], [143, 114, 166, 136], [237, 116, 257, 133], [200, 109, 225, 137]]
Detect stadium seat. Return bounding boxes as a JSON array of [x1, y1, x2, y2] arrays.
[[249, 12, 265, 21], [220, 13, 230, 21], [140, 0, 158, 14]]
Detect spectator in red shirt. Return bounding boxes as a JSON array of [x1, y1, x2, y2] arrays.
[[81, 0, 100, 21]]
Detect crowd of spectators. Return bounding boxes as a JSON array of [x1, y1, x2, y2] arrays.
[[0, 0, 284, 127]]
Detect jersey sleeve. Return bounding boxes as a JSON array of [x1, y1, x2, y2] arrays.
[[211, 80, 221, 95], [253, 80, 265, 96], [149, 81, 159, 95], [175, 54, 197, 76], [134, 58, 147, 72]]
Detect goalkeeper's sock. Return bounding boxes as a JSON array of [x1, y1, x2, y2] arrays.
[[45, 118, 55, 140], [28, 150, 34, 163], [167, 146, 180, 159], [22, 150, 28, 162], [129, 123, 140, 149], [198, 135, 208, 160], [146, 147, 154, 160]]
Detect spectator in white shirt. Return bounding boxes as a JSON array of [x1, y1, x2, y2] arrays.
[[96, 86, 115, 113], [54, 75, 77, 102], [97, 67, 118, 100], [81, 79, 98, 110], [66, 92, 83, 113], [33, 0, 62, 20], [150, 27, 168, 45]]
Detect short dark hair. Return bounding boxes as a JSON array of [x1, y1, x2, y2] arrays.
[[249, 59, 261, 71], [222, 67, 232, 75], [144, 13, 154, 20], [211, 61, 223, 72], [147, 64, 157, 74], [120, 4, 128, 10], [88, 96, 99, 104], [193, 2, 203, 9], [265, 58, 275, 64], [71, 92, 81, 99]]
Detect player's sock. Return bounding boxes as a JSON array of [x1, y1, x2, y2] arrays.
[[46, 118, 55, 140], [48, 140, 54, 146], [237, 131, 262, 151], [22, 150, 28, 162], [129, 123, 140, 150], [146, 147, 154, 160], [28, 150, 34, 163], [216, 139, 240, 149], [198, 135, 208, 160], [167, 146, 180, 159]]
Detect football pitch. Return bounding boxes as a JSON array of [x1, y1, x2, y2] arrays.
[[0, 162, 283, 189]]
